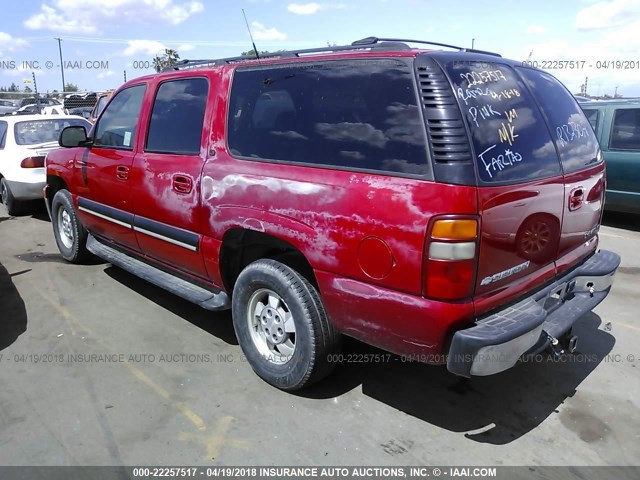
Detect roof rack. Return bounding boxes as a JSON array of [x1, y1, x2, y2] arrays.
[[163, 36, 501, 71]]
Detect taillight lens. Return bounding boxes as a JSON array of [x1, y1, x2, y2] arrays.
[[424, 217, 479, 301], [21, 156, 45, 168]]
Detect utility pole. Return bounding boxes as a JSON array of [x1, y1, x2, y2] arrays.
[[32, 71, 41, 112], [471, 38, 475, 49], [55, 37, 65, 92], [124, 70, 127, 82]]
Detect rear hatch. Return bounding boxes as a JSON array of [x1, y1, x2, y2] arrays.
[[421, 54, 604, 313]]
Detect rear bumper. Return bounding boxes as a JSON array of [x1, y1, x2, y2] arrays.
[[447, 249, 620, 377], [6, 178, 46, 201]]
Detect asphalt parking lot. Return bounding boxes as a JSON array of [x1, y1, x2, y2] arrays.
[[1, 205, 639, 467]]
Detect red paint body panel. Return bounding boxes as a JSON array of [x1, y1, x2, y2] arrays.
[[315, 270, 474, 360], [44, 48, 611, 364]]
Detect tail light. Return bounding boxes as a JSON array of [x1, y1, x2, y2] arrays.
[[424, 217, 479, 301], [586, 176, 605, 203], [21, 156, 45, 168]]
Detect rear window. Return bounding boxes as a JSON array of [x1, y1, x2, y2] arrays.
[[227, 59, 429, 175], [445, 61, 561, 183], [610, 108, 640, 150], [14, 118, 91, 145], [518, 68, 601, 173]]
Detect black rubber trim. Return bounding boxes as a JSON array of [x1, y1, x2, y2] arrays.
[[448, 249, 621, 377], [133, 216, 200, 250], [78, 197, 133, 227]]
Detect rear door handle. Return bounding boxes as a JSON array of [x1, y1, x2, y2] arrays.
[[172, 175, 193, 194], [116, 165, 129, 181], [568, 187, 584, 211]]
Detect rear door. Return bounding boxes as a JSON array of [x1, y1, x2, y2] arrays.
[[443, 60, 565, 305], [518, 69, 604, 273], [602, 106, 640, 212], [129, 76, 211, 278]]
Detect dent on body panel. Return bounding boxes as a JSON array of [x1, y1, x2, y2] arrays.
[[328, 277, 436, 349]]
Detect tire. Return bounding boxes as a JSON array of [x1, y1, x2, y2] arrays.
[[232, 259, 340, 390], [1, 178, 23, 216], [51, 189, 89, 263]]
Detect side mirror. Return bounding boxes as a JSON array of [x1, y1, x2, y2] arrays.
[[59, 126, 89, 148]]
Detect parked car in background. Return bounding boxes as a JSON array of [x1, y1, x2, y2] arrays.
[[0, 99, 17, 116], [12, 104, 42, 115], [89, 90, 113, 123], [580, 99, 640, 214], [0, 114, 91, 215], [17, 97, 61, 108], [68, 106, 93, 119], [12, 104, 69, 116]]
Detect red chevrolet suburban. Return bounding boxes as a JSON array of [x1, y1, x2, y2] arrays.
[[45, 37, 620, 390]]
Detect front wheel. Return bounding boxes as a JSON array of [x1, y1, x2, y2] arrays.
[[51, 189, 89, 263], [232, 259, 340, 390]]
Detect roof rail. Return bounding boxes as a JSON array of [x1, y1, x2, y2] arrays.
[[352, 37, 501, 57], [162, 36, 501, 71]]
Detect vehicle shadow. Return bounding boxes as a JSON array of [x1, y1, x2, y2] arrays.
[[602, 211, 640, 232], [300, 312, 614, 445], [103, 266, 238, 346], [94, 263, 615, 445], [0, 262, 28, 351]]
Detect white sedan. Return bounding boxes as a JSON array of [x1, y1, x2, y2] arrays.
[[0, 114, 91, 215]]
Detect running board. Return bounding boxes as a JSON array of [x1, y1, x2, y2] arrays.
[[87, 234, 230, 311]]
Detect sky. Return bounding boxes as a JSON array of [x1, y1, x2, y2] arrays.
[[0, 0, 639, 97]]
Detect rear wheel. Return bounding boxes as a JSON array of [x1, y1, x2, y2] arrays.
[[1, 178, 23, 216], [232, 259, 340, 390], [51, 189, 89, 263]]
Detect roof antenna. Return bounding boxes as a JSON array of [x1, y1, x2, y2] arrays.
[[242, 9, 260, 60]]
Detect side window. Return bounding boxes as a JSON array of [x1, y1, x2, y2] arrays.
[[146, 78, 208, 155], [227, 59, 429, 175], [94, 84, 146, 149], [0, 121, 7, 149], [610, 108, 640, 151], [582, 108, 599, 132], [445, 62, 561, 183], [518, 68, 601, 173]]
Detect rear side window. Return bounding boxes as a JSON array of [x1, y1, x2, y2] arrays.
[[94, 84, 146, 149], [582, 108, 599, 132], [228, 59, 429, 175], [146, 78, 208, 155], [610, 108, 640, 151], [518, 68, 600, 173], [0, 121, 7, 149], [445, 62, 561, 183]]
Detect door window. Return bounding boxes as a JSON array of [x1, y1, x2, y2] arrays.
[[146, 78, 208, 155], [94, 84, 146, 149]]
